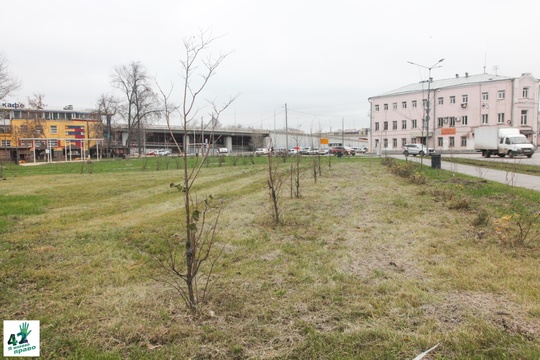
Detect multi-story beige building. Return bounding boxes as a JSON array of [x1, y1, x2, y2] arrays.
[[368, 72, 539, 153]]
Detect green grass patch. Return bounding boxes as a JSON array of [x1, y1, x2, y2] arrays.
[[0, 194, 50, 233], [1, 156, 539, 358], [444, 156, 540, 176]]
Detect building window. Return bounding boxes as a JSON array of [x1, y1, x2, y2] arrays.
[[438, 97, 443, 105], [523, 87, 529, 98], [375, 105, 379, 111], [383, 121, 388, 130], [48, 139, 58, 147], [521, 110, 528, 125], [461, 136, 467, 147], [50, 125, 58, 134], [450, 96, 456, 104], [412, 100, 417, 108], [437, 117, 444, 127], [393, 102, 397, 110], [401, 138, 407, 147], [1, 140, 11, 147], [392, 121, 397, 130], [462, 95, 468, 103], [422, 99, 427, 108], [449, 137, 455, 147], [401, 120, 407, 129], [384, 104, 388, 111], [498, 90, 505, 99], [497, 113, 505, 124], [375, 122, 380, 131], [402, 101, 407, 109], [482, 114, 489, 124], [383, 139, 388, 148], [392, 138, 397, 148], [449, 117, 456, 127], [461, 115, 468, 125], [437, 137, 443, 147], [411, 119, 417, 128], [482, 92, 489, 101], [375, 139, 379, 148]]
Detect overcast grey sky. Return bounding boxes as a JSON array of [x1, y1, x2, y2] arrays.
[[2, 0, 539, 132]]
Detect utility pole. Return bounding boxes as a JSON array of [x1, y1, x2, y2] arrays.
[[106, 114, 111, 157], [201, 117, 204, 156], [342, 118, 345, 147], [285, 103, 289, 152], [407, 58, 445, 167]]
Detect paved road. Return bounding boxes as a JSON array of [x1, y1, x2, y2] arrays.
[[397, 154, 540, 192]]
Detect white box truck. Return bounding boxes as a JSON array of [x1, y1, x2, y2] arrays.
[[474, 127, 535, 158]]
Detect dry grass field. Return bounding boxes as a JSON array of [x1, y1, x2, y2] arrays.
[[1, 156, 539, 359]]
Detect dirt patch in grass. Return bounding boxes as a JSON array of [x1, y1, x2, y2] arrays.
[[422, 291, 540, 339]]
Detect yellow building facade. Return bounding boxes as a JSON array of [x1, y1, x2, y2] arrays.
[[1, 104, 103, 163]]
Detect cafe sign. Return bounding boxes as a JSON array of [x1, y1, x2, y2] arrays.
[[1, 102, 25, 109]]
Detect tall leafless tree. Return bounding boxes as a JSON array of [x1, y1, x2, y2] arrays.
[[0, 53, 20, 177], [111, 62, 160, 156], [18, 94, 47, 140], [0, 53, 20, 101], [95, 94, 120, 157]]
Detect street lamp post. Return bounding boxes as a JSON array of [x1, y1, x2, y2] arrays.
[[407, 58, 445, 160]]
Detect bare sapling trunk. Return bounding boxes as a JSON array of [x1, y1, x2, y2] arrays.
[[313, 154, 318, 183], [156, 30, 236, 314], [267, 149, 286, 224]]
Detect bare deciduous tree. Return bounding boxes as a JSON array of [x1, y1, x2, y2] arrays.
[[291, 132, 305, 198], [0, 53, 20, 101], [95, 94, 121, 157], [266, 141, 287, 224], [111, 62, 161, 156], [18, 94, 47, 140], [157, 31, 236, 314]]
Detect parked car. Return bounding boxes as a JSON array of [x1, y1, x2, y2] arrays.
[[155, 149, 171, 156], [331, 146, 355, 156], [402, 144, 434, 156], [317, 148, 329, 155], [299, 147, 320, 155], [352, 146, 368, 154], [255, 148, 269, 156]]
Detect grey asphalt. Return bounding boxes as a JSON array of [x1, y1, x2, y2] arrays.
[[397, 155, 540, 192]]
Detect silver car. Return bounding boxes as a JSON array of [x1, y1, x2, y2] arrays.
[[155, 149, 171, 156], [403, 144, 434, 156]]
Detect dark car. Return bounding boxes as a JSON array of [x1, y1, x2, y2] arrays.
[[331, 146, 355, 156]]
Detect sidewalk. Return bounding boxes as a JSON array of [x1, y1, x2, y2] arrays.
[[401, 156, 540, 192]]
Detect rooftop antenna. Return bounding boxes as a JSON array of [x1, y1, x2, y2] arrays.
[[493, 65, 499, 75], [483, 53, 487, 74]]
